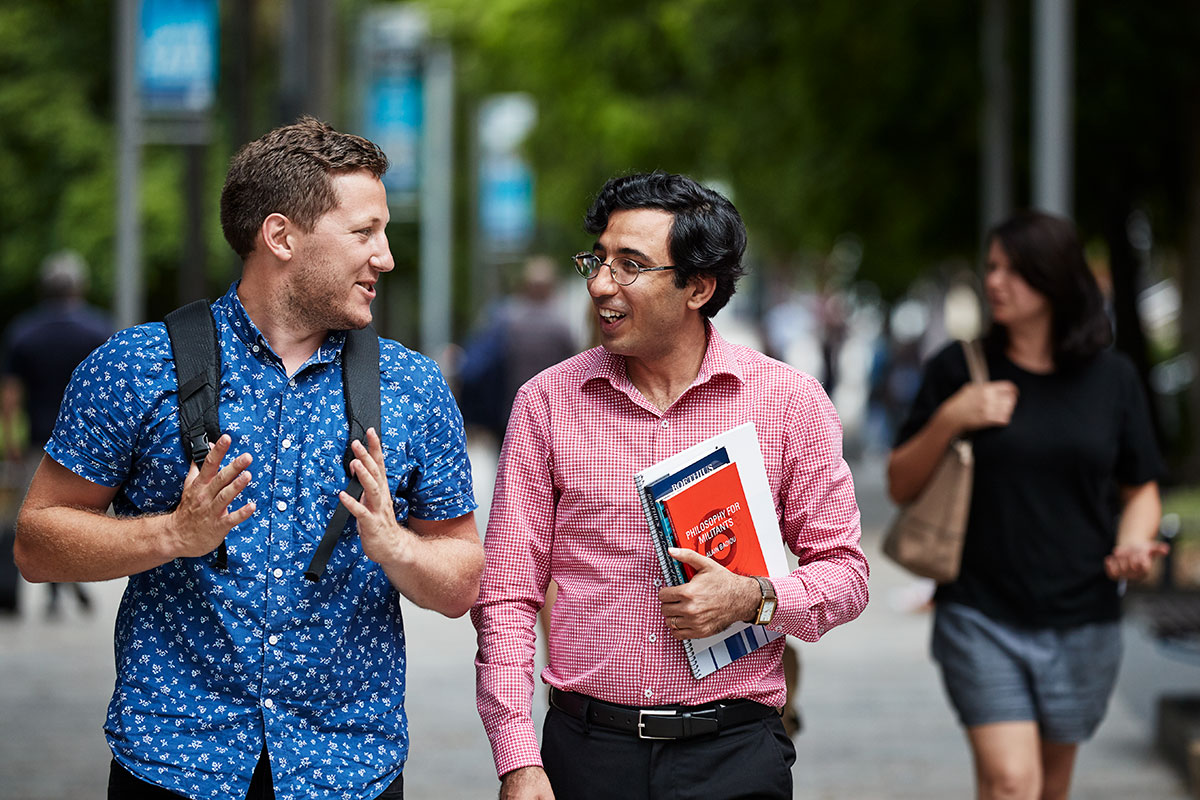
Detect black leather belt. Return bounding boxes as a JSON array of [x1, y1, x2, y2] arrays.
[[549, 688, 779, 740]]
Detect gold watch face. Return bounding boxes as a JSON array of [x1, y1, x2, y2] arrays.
[[759, 598, 776, 623]]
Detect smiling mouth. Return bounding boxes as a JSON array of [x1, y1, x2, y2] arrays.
[[598, 309, 626, 324]]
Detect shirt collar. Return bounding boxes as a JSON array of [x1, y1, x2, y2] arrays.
[[580, 319, 745, 394], [212, 281, 346, 367]]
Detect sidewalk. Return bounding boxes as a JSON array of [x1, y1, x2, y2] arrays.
[[1, 450, 1194, 798]]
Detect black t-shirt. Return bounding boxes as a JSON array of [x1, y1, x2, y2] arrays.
[[896, 340, 1163, 628]]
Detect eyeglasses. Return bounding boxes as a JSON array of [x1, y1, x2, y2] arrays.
[[572, 252, 677, 286]]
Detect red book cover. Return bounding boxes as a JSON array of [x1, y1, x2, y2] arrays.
[[659, 462, 769, 581]]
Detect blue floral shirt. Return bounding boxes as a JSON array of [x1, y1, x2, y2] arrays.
[[46, 283, 476, 799]]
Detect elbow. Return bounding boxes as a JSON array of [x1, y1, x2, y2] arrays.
[[442, 555, 485, 619], [12, 524, 51, 584], [885, 456, 913, 506]]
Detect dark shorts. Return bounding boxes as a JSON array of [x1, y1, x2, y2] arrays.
[[931, 601, 1121, 743]]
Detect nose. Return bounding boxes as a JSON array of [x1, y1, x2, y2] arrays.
[[371, 231, 395, 273], [587, 264, 619, 299]]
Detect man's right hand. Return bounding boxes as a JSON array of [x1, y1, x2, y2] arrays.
[[499, 766, 555, 800], [165, 434, 255, 559]]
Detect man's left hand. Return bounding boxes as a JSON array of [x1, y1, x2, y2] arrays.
[[340, 427, 413, 566], [659, 548, 761, 640]]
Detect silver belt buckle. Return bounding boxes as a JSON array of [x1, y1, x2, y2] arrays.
[[637, 709, 678, 740]]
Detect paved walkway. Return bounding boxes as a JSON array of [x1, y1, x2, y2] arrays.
[[1, 450, 1196, 798]]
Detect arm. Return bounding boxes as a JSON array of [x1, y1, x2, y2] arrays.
[[1104, 481, 1167, 582], [471, 387, 555, 783], [342, 428, 483, 618], [887, 379, 1019, 504], [14, 435, 255, 583]]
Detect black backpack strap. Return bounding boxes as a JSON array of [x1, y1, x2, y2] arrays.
[[305, 325, 381, 581], [164, 299, 227, 570]]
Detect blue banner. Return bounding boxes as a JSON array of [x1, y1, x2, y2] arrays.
[[139, 0, 218, 114]]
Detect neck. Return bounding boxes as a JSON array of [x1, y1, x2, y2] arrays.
[[1004, 318, 1054, 373], [625, 318, 709, 412], [237, 270, 326, 376]]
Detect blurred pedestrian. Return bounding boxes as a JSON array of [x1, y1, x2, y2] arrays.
[[1, 250, 111, 616], [473, 172, 868, 800], [14, 117, 482, 799], [457, 255, 580, 443], [888, 210, 1166, 800]]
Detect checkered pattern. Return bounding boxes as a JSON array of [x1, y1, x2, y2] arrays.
[[472, 323, 869, 777]]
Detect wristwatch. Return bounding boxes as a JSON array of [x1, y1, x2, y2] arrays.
[[753, 576, 777, 625]]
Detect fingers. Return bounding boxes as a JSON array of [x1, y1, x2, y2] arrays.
[[198, 434, 233, 480], [668, 547, 720, 573]]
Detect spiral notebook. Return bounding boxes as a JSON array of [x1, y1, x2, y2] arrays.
[[633, 422, 789, 679]]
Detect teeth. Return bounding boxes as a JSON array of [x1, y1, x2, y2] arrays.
[[599, 310, 625, 322]]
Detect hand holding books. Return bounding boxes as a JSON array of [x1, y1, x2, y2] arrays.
[[660, 546, 763, 640]]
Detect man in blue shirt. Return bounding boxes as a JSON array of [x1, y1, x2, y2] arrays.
[[13, 117, 483, 799]]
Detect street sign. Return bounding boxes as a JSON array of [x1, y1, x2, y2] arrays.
[[138, 0, 218, 114]]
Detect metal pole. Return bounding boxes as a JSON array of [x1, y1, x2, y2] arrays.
[[115, 0, 143, 329], [419, 45, 454, 357], [980, 0, 1012, 233], [1032, 0, 1074, 217]]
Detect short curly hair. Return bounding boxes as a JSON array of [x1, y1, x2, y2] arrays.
[[584, 172, 746, 318], [220, 116, 389, 259]]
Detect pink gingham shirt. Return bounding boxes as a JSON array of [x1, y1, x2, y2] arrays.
[[472, 323, 869, 777]]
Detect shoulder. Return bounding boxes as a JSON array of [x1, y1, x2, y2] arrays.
[[82, 322, 173, 375], [376, 336, 453, 395], [726, 341, 828, 401]]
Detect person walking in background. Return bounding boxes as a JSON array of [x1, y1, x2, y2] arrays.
[[457, 255, 580, 442], [1, 250, 112, 616], [473, 172, 868, 800], [887, 210, 1166, 800], [13, 117, 482, 799]]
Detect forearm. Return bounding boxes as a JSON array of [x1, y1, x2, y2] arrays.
[[1116, 482, 1162, 547], [887, 407, 962, 504], [378, 528, 484, 617], [16, 503, 175, 583]]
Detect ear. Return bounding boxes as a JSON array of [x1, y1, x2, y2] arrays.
[[259, 213, 295, 262], [685, 273, 717, 312]]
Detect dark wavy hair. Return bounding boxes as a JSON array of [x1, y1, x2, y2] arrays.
[[220, 116, 389, 259], [984, 210, 1112, 367], [583, 172, 746, 318]]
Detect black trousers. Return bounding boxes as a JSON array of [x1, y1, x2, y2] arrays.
[[107, 749, 404, 799], [541, 705, 795, 800]]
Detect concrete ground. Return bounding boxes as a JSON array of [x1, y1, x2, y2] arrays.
[[1, 450, 1196, 799]]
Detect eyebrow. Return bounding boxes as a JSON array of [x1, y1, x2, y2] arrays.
[[592, 240, 655, 263]]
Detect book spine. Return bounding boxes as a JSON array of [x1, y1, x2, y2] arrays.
[[637, 477, 703, 678], [681, 639, 705, 680]]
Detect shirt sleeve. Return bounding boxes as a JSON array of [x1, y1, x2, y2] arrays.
[[770, 374, 870, 641], [403, 353, 477, 521], [1113, 354, 1165, 486], [470, 383, 555, 778], [43, 327, 156, 488], [893, 341, 969, 447]]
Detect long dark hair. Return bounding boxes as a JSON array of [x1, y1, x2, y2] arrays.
[[584, 172, 746, 318], [984, 210, 1111, 368]]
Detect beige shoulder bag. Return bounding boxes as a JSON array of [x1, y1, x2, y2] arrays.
[[882, 340, 988, 583]]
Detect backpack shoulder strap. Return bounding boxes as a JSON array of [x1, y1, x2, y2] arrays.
[[164, 299, 221, 465], [164, 299, 226, 569], [305, 325, 381, 581]]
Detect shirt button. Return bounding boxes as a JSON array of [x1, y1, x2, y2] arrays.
[[252, 345, 260, 353], [288, 378, 296, 388], [643, 689, 653, 699], [660, 420, 668, 428], [653, 579, 662, 587], [273, 568, 283, 579], [268, 635, 279, 646], [276, 500, 287, 512], [648, 633, 657, 643], [281, 439, 292, 450], [263, 698, 274, 709]]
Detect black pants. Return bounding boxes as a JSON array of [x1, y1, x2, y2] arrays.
[[107, 749, 404, 799], [541, 706, 795, 800]]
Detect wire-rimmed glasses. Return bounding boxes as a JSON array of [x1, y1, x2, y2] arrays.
[[572, 252, 677, 286]]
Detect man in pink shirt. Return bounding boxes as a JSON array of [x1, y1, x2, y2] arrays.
[[472, 172, 869, 799]]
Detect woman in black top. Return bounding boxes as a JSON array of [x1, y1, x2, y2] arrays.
[[888, 211, 1165, 800]]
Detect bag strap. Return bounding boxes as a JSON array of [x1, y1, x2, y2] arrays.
[[164, 299, 227, 570], [961, 339, 988, 385], [305, 325, 381, 582]]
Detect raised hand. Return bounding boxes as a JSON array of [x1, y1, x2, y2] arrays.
[[339, 427, 410, 566], [659, 547, 761, 640], [947, 380, 1019, 433], [167, 434, 255, 558]]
